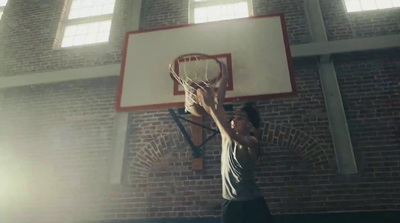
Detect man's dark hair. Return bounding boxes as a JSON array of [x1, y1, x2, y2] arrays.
[[239, 102, 260, 129]]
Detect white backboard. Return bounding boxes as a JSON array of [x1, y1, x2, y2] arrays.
[[117, 14, 296, 112]]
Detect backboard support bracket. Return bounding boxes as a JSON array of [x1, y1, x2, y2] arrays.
[[168, 109, 219, 159]]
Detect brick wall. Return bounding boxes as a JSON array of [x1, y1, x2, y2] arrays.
[[320, 0, 400, 40], [334, 50, 400, 180], [0, 0, 130, 77], [0, 77, 118, 222], [253, 0, 311, 44], [139, 0, 189, 29], [0, 0, 399, 222]]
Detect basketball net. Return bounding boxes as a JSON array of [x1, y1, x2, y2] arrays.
[[169, 53, 223, 112]]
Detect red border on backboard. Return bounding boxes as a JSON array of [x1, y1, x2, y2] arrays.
[[116, 13, 297, 112]]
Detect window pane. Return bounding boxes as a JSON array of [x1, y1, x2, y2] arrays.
[[61, 36, 74, 47], [99, 20, 112, 32], [194, 7, 208, 23], [0, 0, 8, 7], [233, 2, 249, 17], [223, 4, 235, 18], [68, 9, 79, 19], [76, 24, 88, 35], [345, 0, 362, 12], [85, 34, 98, 44], [88, 23, 99, 33], [68, 0, 116, 19], [102, 4, 115, 14], [70, 0, 81, 9], [73, 36, 86, 46], [61, 20, 111, 47], [207, 5, 220, 22], [194, 1, 249, 23], [64, 25, 77, 37], [92, 6, 103, 16], [376, 0, 393, 9], [96, 32, 109, 42], [0, 0, 7, 19], [344, 0, 400, 12], [360, 0, 377, 10]]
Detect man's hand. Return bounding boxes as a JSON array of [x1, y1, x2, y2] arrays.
[[196, 87, 215, 113]]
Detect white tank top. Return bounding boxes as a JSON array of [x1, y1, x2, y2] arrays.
[[221, 138, 261, 200]]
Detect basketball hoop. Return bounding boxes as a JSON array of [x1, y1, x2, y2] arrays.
[[169, 53, 223, 116]]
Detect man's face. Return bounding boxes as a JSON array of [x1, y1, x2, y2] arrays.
[[230, 111, 251, 135]]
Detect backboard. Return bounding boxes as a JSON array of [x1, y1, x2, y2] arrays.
[[116, 14, 296, 112]]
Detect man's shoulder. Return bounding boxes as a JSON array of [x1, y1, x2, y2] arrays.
[[248, 135, 260, 145]]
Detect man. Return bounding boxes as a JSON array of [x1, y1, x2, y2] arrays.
[[197, 89, 272, 223]]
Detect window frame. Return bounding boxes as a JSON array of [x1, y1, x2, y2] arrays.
[[55, 0, 116, 49], [343, 0, 400, 13], [188, 0, 254, 24]]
